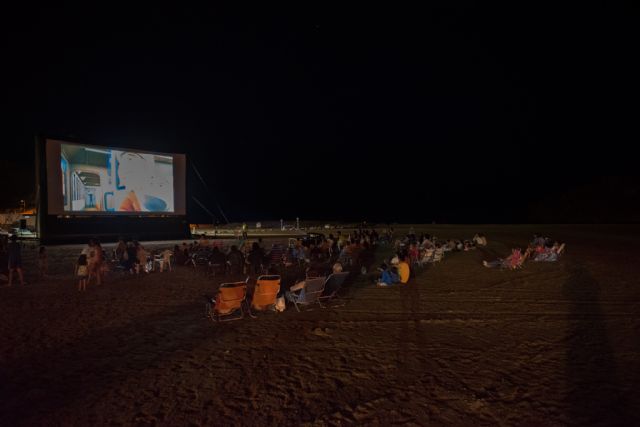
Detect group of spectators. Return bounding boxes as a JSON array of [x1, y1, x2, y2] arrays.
[[482, 234, 565, 269]]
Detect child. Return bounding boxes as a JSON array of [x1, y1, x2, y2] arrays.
[[376, 263, 399, 287], [76, 254, 88, 291], [38, 246, 48, 279]]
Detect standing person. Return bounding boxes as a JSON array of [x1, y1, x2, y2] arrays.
[[38, 246, 48, 279], [7, 235, 25, 286], [86, 239, 103, 285], [76, 254, 88, 291], [241, 222, 248, 239], [247, 242, 264, 275]]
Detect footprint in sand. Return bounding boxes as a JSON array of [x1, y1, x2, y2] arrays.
[[311, 327, 332, 337]]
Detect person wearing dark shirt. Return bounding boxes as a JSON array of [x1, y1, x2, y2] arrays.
[[7, 235, 25, 286], [247, 242, 264, 275], [226, 245, 245, 275]]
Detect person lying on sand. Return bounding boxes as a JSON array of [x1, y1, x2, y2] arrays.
[[483, 248, 530, 270]]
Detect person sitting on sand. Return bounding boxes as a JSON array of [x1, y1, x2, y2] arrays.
[[533, 242, 565, 262], [397, 254, 410, 284], [376, 263, 400, 287], [473, 234, 487, 246]]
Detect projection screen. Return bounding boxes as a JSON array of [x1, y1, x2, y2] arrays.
[[45, 139, 186, 215]]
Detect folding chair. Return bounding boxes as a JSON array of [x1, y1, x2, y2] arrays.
[[249, 275, 281, 317], [286, 276, 326, 312], [207, 280, 248, 322], [432, 248, 444, 263], [318, 272, 350, 306]]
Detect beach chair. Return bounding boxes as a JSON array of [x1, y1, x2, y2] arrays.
[[249, 275, 281, 316], [191, 250, 211, 272], [418, 249, 433, 267], [208, 280, 248, 322], [318, 272, 350, 306], [432, 248, 444, 263], [287, 276, 326, 312], [153, 253, 172, 272]]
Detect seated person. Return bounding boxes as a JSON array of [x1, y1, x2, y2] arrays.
[[247, 242, 265, 274], [226, 245, 245, 274], [473, 233, 488, 246], [534, 242, 564, 262], [376, 263, 400, 287], [282, 248, 297, 268], [397, 254, 410, 284], [286, 262, 333, 302], [173, 245, 185, 265], [159, 249, 173, 272]]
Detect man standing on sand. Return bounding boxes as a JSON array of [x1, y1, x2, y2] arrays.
[[7, 235, 25, 286], [242, 222, 248, 239]]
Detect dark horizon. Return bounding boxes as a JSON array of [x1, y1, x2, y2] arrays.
[[1, 4, 638, 223]]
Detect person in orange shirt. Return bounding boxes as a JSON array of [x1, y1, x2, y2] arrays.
[[397, 254, 410, 284]]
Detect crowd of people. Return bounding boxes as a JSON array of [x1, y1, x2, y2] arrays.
[[372, 231, 486, 286], [180, 229, 383, 278], [2, 226, 566, 295], [482, 234, 565, 269]]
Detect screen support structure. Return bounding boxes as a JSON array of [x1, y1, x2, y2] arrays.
[[191, 161, 229, 224]]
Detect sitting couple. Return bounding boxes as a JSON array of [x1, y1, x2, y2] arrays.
[[376, 253, 410, 286]]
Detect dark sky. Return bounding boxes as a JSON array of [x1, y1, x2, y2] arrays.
[[1, 4, 638, 222]]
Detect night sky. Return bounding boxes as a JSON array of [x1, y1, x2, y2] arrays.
[[1, 4, 638, 223]]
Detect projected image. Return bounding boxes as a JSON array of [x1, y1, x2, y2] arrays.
[[60, 144, 175, 213]]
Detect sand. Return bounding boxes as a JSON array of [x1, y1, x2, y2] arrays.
[[1, 225, 639, 426]]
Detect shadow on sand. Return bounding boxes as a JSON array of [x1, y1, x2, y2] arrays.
[[562, 261, 633, 426]]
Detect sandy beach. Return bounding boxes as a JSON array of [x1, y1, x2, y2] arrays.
[[1, 225, 639, 426]]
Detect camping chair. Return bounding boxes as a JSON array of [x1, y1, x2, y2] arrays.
[[207, 280, 248, 322], [153, 253, 172, 272], [287, 276, 326, 312], [248, 275, 281, 317], [191, 250, 211, 272], [318, 272, 350, 306], [418, 249, 434, 267], [432, 248, 444, 263]]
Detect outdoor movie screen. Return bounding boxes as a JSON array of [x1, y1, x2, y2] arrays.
[[45, 139, 186, 215]]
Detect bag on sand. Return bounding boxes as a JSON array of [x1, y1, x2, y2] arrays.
[[275, 296, 286, 312]]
